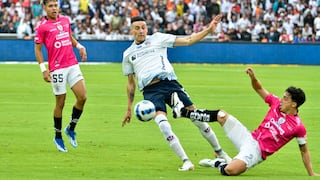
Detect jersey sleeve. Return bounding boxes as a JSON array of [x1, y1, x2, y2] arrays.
[[122, 52, 134, 76], [265, 93, 279, 107], [34, 24, 44, 44], [153, 32, 176, 48]]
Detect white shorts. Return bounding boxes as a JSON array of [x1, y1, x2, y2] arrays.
[[223, 115, 263, 169], [50, 64, 84, 95]]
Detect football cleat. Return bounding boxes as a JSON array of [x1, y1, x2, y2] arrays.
[[199, 158, 225, 168], [64, 126, 78, 148], [178, 160, 195, 171], [171, 92, 184, 118], [53, 138, 67, 152]]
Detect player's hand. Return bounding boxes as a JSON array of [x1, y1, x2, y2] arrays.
[[245, 67, 255, 78], [42, 70, 51, 82], [79, 47, 87, 62], [122, 111, 132, 127], [209, 14, 222, 30]]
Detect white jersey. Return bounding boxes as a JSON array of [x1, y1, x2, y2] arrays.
[[122, 32, 178, 91]]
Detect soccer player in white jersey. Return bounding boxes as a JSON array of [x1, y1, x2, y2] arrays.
[[182, 67, 319, 176], [34, 0, 87, 152], [122, 15, 232, 171]]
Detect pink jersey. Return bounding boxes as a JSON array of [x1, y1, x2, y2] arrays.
[[34, 15, 78, 72], [251, 94, 306, 160]]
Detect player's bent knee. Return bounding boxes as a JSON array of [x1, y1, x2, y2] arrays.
[[217, 110, 228, 122]]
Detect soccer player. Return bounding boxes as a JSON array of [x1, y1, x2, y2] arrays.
[[121, 15, 232, 171], [34, 0, 87, 152], [177, 67, 320, 176]]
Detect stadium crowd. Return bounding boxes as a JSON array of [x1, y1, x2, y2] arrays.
[[0, 0, 320, 43]]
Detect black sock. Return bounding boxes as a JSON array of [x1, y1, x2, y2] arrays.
[[54, 117, 62, 139], [181, 108, 219, 122], [218, 163, 229, 176], [69, 106, 83, 131]]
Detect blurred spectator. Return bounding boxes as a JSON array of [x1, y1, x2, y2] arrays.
[[237, 13, 251, 32], [279, 29, 293, 43], [175, 20, 187, 35], [253, 19, 267, 37], [257, 28, 268, 42], [240, 26, 252, 41], [205, 0, 220, 20], [60, 0, 71, 15], [31, 0, 42, 18], [266, 26, 280, 42], [109, 10, 122, 33], [314, 11, 320, 40], [2, 21, 16, 33], [302, 23, 313, 39], [263, 8, 275, 22], [306, 33, 318, 43], [79, 0, 89, 14], [292, 31, 306, 43], [304, 11, 314, 27], [103, 9, 113, 30], [228, 14, 238, 31], [150, 7, 163, 24], [227, 27, 240, 40], [120, 20, 130, 35], [70, 0, 80, 15], [17, 16, 32, 38]]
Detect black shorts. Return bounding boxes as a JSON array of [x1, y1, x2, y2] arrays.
[[142, 79, 193, 113]]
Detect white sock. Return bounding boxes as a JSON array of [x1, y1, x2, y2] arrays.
[[192, 120, 222, 152], [155, 114, 189, 161]]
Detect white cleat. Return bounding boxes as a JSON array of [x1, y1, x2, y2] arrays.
[[171, 92, 184, 118], [199, 158, 225, 168], [178, 160, 195, 171]]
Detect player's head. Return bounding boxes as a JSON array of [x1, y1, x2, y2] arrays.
[[286, 86, 306, 108], [42, 0, 59, 20], [131, 16, 148, 45]]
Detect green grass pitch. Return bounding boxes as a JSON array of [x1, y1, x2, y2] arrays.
[[0, 63, 319, 179]]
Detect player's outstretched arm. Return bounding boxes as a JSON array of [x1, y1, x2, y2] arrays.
[[122, 74, 136, 127], [245, 67, 269, 100], [35, 43, 51, 82], [299, 144, 320, 176], [174, 14, 222, 47]]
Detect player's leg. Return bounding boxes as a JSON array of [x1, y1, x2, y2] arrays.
[[171, 90, 232, 163], [143, 84, 194, 171], [65, 65, 87, 147], [199, 111, 263, 176], [51, 69, 68, 152], [154, 112, 194, 171]]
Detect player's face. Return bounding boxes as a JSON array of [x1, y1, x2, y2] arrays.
[[280, 92, 297, 113], [131, 21, 148, 44], [44, 1, 59, 20]]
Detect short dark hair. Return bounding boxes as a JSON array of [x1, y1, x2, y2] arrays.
[[286, 86, 305, 108], [42, 0, 57, 5], [131, 16, 146, 24]]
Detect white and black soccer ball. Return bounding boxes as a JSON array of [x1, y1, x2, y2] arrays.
[[134, 100, 156, 122]]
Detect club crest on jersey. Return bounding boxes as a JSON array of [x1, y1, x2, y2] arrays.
[[57, 24, 64, 33], [276, 117, 285, 126], [131, 55, 136, 61]]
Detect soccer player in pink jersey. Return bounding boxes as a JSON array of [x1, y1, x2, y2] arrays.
[[34, 0, 87, 152], [172, 67, 319, 176]]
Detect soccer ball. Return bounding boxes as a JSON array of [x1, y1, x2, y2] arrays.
[[134, 100, 156, 122]]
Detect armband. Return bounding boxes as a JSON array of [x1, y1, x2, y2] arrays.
[[39, 63, 47, 73], [76, 43, 84, 50]]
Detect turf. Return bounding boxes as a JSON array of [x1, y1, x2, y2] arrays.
[[0, 63, 319, 180]]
